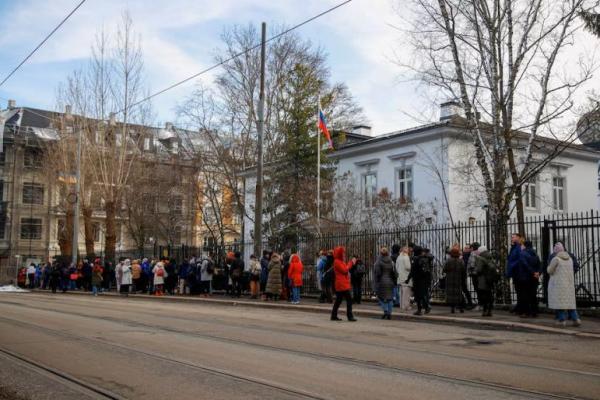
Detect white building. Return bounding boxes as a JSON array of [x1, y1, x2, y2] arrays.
[[241, 104, 600, 253], [332, 105, 600, 225]]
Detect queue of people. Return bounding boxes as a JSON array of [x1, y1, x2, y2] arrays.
[[17, 236, 583, 327]]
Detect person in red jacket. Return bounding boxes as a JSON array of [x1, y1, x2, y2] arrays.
[[331, 246, 357, 321], [288, 254, 304, 304]]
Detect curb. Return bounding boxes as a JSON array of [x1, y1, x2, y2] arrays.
[[26, 290, 600, 339]]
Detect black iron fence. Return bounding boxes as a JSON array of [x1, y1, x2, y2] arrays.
[[41, 210, 599, 306]]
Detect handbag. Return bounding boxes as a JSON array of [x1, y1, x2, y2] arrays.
[[438, 276, 446, 290], [70, 273, 78, 281]]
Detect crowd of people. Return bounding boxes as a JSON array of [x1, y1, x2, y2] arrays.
[[16, 234, 583, 327]]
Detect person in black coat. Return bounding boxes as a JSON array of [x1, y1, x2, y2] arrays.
[[519, 240, 541, 317], [230, 252, 244, 298], [406, 246, 432, 315], [350, 256, 365, 304]]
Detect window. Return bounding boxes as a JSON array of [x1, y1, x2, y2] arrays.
[[396, 167, 413, 203], [171, 195, 183, 215], [115, 133, 123, 147], [23, 148, 42, 168], [0, 180, 3, 201], [143, 137, 152, 151], [0, 150, 5, 165], [523, 179, 537, 209], [203, 236, 215, 251], [21, 218, 42, 240], [22, 183, 44, 205], [0, 221, 4, 239], [363, 173, 377, 208], [92, 223, 101, 242], [553, 177, 565, 211], [95, 131, 103, 144]]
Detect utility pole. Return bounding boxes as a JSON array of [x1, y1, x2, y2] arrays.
[[71, 127, 82, 266], [253, 22, 266, 257]]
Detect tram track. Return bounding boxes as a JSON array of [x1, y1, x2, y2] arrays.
[[0, 311, 592, 400]]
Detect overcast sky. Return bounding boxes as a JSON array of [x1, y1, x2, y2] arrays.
[[0, 0, 596, 135]]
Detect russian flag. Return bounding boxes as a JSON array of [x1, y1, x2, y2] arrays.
[[318, 108, 334, 149]]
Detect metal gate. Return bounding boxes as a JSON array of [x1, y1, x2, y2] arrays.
[[542, 215, 600, 307]]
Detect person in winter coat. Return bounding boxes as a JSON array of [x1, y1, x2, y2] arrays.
[[506, 233, 522, 313], [91, 262, 103, 296], [177, 260, 189, 295], [396, 246, 412, 311], [200, 255, 214, 297], [230, 252, 244, 298], [260, 251, 270, 300], [316, 251, 327, 302], [545, 242, 580, 305], [141, 258, 152, 293], [115, 261, 123, 293], [50, 263, 61, 293], [26, 263, 36, 289], [519, 241, 541, 317], [120, 259, 132, 296], [443, 247, 466, 313], [287, 254, 304, 304], [321, 251, 335, 303], [152, 259, 167, 296], [474, 246, 497, 317], [330, 246, 357, 322], [407, 246, 432, 315], [265, 253, 283, 300], [249, 255, 261, 299], [547, 243, 581, 327], [131, 259, 142, 293], [374, 248, 396, 319], [350, 256, 365, 304], [390, 244, 402, 307]]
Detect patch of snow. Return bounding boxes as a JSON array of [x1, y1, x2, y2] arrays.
[[0, 285, 29, 293]]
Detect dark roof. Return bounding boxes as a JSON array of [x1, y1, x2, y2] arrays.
[[334, 115, 600, 155]]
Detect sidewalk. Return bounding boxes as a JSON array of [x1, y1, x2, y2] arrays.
[[33, 289, 600, 339]]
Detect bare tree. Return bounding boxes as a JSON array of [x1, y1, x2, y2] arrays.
[[401, 0, 598, 255]]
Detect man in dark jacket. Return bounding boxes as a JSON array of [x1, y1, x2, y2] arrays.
[[260, 251, 270, 299], [406, 246, 432, 315], [391, 244, 401, 307], [506, 233, 522, 313], [521, 240, 541, 317], [230, 252, 244, 298]]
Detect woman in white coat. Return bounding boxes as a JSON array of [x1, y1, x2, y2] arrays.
[[396, 246, 413, 311], [120, 259, 132, 296], [547, 243, 581, 327], [152, 260, 167, 296]]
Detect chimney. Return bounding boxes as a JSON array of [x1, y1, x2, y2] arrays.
[[165, 122, 173, 131], [7, 99, 16, 109], [109, 112, 116, 126], [352, 125, 372, 136], [439, 100, 463, 121], [64, 104, 73, 120]]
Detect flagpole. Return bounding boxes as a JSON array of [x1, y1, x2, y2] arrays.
[[316, 97, 321, 235]]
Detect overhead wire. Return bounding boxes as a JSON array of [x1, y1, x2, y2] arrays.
[[117, 0, 353, 115], [0, 0, 88, 88], [1, 0, 352, 124]]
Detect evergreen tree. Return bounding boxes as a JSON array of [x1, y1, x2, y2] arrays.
[[580, 11, 600, 37]]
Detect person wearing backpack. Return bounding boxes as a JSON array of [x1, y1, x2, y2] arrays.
[[249, 255, 261, 299], [474, 246, 498, 317], [350, 256, 365, 304], [230, 252, 244, 298]]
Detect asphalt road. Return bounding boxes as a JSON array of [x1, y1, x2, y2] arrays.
[[0, 293, 599, 400]]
